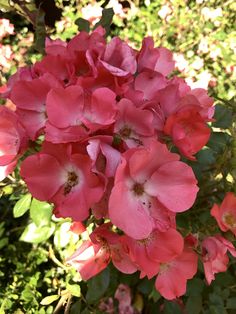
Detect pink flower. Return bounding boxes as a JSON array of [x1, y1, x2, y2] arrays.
[[123, 228, 184, 279], [0, 106, 28, 180], [134, 71, 167, 101], [67, 224, 137, 280], [67, 239, 110, 280], [164, 109, 211, 160], [10, 73, 61, 139], [87, 136, 121, 178], [45, 85, 87, 143], [115, 284, 134, 314], [45, 38, 67, 56], [155, 247, 198, 300], [137, 37, 175, 76], [20, 142, 104, 221], [99, 37, 137, 76], [109, 140, 198, 239], [114, 98, 154, 148], [211, 192, 236, 235], [82, 87, 117, 132], [201, 235, 236, 284]]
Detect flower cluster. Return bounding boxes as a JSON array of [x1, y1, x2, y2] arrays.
[[1, 27, 235, 300]]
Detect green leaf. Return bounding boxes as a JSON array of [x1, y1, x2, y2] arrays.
[[93, 8, 114, 36], [212, 105, 233, 128], [163, 300, 182, 314], [196, 148, 216, 166], [226, 297, 236, 309], [66, 284, 81, 297], [186, 278, 204, 296], [137, 278, 154, 295], [30, 199, 52, 227], [186, 296, 202, 314], [0, 0, 13, 11], [40, 295, 60, 305], [86, 268, 110, 303], [13, 194, 32, 218], [70, 301, 81, 314], [149, 288, 161, 302], [20, 222, 55, 243], [0, 238, 8, 249], [207, 132, 231, 153], [75, 18, 90, 33]]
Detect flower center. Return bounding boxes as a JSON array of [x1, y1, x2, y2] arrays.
[[159, 263, 171, 274], [120, 126, 132, 138], [223, 212, 236, 228], [64, 171, 79, 195], [132, 183, 144, 196]]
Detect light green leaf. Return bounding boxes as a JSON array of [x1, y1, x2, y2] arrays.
[[0, 0, 13, 11], [20, 222, 55, 243], [67, 284, 81, 297], [30, 199, 52, 227], [40, 295, 60, 305], [13, 194, 32, 218]]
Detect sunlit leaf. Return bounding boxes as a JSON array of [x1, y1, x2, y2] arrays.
[[13, 194, 32, 218], [40, 295, 59, 305]]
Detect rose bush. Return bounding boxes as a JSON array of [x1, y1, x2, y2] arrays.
[[1, 2, 236, 313]]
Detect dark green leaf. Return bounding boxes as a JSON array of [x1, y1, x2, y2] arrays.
[[186, 278, 204, 296], [93, 8, 114, 36], [75, 18, 90, 33], [163, 300, 182, 314], [13, 194, 32, 218], [137, 278, 154, 295], [186, 296, 202, 314], [207, 132, 231, 153], [86, 268, 110, 303], [70, 301, 81, 314], [227, 297, 236, 309], [212, 105, 233, 128], [196, 148, 216, 166]]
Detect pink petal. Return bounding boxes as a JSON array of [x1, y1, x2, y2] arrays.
[[145, 161, 198, 212], [147, 228, 184, 262], [89, 87, 116, 125], [129, 141, 179, 182], [21, 153, 65, 200], [46, 85, 84, 128], [109, 181, 154, 239]]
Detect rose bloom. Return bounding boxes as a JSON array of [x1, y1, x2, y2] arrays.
[[211, 192, 236, 235]]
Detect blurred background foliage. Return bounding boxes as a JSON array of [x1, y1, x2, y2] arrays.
[[0, 0, 236, 313]]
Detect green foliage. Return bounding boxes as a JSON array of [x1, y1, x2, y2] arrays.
[[20, 222, 55, 244], [93, 8, 114, 35], [86, 268, 110, 303], [29, 199, 52, 227], [75, 17, 90, 33], [13, 193, 32, 218]]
